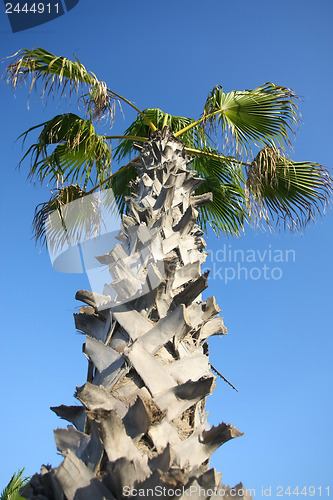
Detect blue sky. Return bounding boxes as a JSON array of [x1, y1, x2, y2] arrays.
[[0, 0, 333, 496]]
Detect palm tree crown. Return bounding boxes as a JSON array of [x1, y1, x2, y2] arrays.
[[5, 47, 333, 245]]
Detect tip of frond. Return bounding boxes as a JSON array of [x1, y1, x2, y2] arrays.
[[84, 81, 117, 123]]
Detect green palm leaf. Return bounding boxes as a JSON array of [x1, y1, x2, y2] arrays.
[[32, 185, 120, 252], [5, 47, 114, 121], [1, 469, 29, 500], [113, 108, 209, 161], [246, 147, 333, 229], [202, 83, 299, 157], [6, 47, 96, 89], [5, 48, 157, 127], [107, 162, 138, 214], [19, 113, 111, 188], [190, 148, 247, 235], [196, 177, 246, 236], [33, 183, 123, 251], [33, 185, 89, 249]]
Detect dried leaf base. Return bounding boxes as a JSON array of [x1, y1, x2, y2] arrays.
[[21, 129, 252, 500]]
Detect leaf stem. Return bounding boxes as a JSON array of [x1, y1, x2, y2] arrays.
[[85, 155, 141, 195], [184, 147, 251, 166], [174, 110, 221, 137], [162, 113, 169, 129], [104, 135, 148, 143], [107, 89, 157, 132]]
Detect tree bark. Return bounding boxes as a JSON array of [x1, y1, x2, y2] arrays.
[[21, 128, 253, 500]]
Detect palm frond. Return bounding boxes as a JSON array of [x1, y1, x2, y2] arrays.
[[5, 47, 115, 121], [33, 185, 121, 253], [113, 108, 210, 162], [246, 147, 333, 229], [6, 48, 332, 241], [202, 83, 299, 157], [0, 469, 29, 500], [190, 148, 247, 235], [196, 177, 247, 236], [19, 113, 111, 188], [33, 184, 88, 249]]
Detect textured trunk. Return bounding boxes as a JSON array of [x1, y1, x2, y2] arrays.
[[21, 129, 252, 499]]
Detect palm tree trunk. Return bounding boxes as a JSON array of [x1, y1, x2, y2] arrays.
[[21, 128, 253, 500]]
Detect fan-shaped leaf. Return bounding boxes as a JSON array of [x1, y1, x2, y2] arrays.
[[34, 184, 122, 252], [246, 147, 333, 229], [5, 47, 114, 121], [203, 83, 299, 157], [19, 113, 111, 188], [33, 185, 89, 249]]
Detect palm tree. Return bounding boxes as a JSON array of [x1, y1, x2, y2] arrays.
[[5, 48, 332, 499]]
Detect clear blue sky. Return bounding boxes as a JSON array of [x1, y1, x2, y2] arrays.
[[1, 0, 332, 497]]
